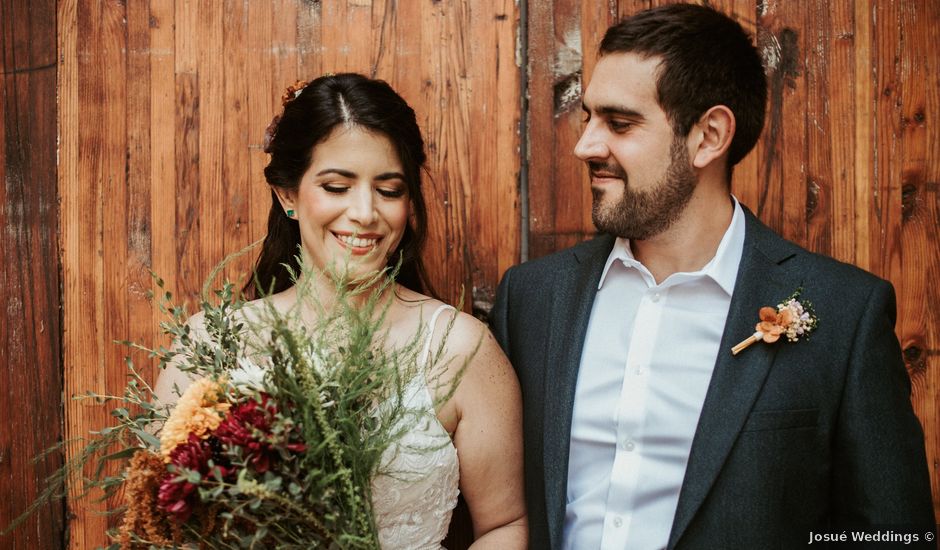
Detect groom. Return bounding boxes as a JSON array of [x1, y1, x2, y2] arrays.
[[491, 4, 934, 549]]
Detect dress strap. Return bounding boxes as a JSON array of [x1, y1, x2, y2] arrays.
[[420, 304, 456, 367]]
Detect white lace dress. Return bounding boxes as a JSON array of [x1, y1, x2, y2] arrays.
[[371, 305, 460, 549]]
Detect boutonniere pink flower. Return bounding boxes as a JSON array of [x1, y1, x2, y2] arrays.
[[732, 289, 819, 355]]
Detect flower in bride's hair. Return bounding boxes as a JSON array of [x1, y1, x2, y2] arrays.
[[160, 377, 230, 460], [262, 114, 281, 154], [280, 79, 309, 106]]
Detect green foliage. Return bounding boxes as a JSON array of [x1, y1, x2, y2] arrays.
[[4, 254, 469, 550]]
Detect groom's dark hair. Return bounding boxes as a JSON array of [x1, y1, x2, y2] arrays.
[[600, 3, 767, 174]]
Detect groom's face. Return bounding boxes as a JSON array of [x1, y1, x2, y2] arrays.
[[575, 52, 697, 240]]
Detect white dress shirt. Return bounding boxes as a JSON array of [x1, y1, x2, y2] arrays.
[[564, 199, 745, 550]]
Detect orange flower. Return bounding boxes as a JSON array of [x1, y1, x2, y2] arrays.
[[755, 306, 793, 343], [280, 79, 309, 106], [159, 377, 230, 460]]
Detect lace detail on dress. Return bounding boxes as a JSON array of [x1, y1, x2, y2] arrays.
[[371, 305, 460, 550]]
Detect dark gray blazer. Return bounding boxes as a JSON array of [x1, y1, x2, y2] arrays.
[[490, 208, 934, 549]]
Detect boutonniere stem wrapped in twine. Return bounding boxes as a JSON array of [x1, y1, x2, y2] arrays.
[[732, 288, 819, 355]]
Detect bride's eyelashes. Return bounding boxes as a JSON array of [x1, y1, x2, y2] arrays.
[[318, 182, 407, 199], [377, 186, 406, 199], [321, 183, 348, 194]]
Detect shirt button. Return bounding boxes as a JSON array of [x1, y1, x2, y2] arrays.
[[651, 292, 662, 303], [623, 439, 636, 451], [612, 516, 623, 528]]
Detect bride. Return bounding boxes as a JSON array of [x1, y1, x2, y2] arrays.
[[154, 73, 527, 549]]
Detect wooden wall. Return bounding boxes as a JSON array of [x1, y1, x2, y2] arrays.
[[0, 0, 65, 547], [0, 0, 936, 548]]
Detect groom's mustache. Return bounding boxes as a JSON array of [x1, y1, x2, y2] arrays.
[[587, 161, 627, 181]]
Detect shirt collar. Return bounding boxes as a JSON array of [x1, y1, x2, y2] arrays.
[[597, 197, 745, 295]]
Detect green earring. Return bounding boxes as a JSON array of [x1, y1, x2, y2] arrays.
[[286, 209, 295, 218]]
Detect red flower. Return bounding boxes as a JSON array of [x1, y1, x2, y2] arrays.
[[214, 394, 298, 473], [157, 433, 213, 522]]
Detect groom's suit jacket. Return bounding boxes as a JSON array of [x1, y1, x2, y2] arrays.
[[490, 208, 934, 550]]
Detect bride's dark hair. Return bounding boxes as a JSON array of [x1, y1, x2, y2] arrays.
[[244, 73, 433, 299]]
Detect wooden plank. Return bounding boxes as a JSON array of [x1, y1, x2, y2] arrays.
[[150, 0, 179, 328], [823, 2, 860, 265], [491, 1, 523, 287], [526, 0, 580, 258], [125, 0, 155, 393], [221, 0, 254, 285], [416, 0, 472, 304], [197, 0, 225, 290], [175, 0, 202, 307], [297, 0, 324, 77], [852, 0, 873, 272], [798, 1, 835, 258], [246, 1, 276, 274], [0, 0, 65, 546], [456, 0, 521, 314], [63, 0, 128, 546], [893, 0, 939, 518], [755, 1, 807, 239], [919, 0, 940, 522]]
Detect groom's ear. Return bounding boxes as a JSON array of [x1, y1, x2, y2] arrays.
[[689, 105, 735, 170]]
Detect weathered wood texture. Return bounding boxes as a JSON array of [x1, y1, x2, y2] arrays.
[[54, 1, 519, 547], [527, 0, 939, 519], [0, 0, 65, 547]]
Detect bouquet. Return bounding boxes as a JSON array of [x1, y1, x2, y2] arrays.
[[3, 261, 463, 549]]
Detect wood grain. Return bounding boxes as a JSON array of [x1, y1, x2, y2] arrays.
[[0, 0, 65, 546]]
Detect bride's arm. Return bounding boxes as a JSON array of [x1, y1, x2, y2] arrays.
[[443, 314, 527, 548]]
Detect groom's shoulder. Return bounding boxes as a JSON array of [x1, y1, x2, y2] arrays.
[[751, 216, 889, 298], [503, 234, 612, 281]]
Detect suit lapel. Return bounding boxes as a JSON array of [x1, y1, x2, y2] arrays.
[[542, 235, 614, 548], [668, 210, 800, 548]]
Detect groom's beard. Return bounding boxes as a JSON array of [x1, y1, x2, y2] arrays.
[[590, 137, 697, 241]]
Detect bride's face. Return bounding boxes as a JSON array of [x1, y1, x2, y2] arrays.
[[278, 126, 410, 280]]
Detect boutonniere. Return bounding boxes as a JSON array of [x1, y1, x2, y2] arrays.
[[731, 288, 819, 355]]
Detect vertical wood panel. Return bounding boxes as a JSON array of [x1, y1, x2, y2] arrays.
[[0, 0, 64, 546], [63, 0, 129, 545], [852, 0, 873, 272], [221, 0, 252, 285], [892, 0, 940, 513], [528, 0, 602, 258], [150, 0, 178, 322]]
